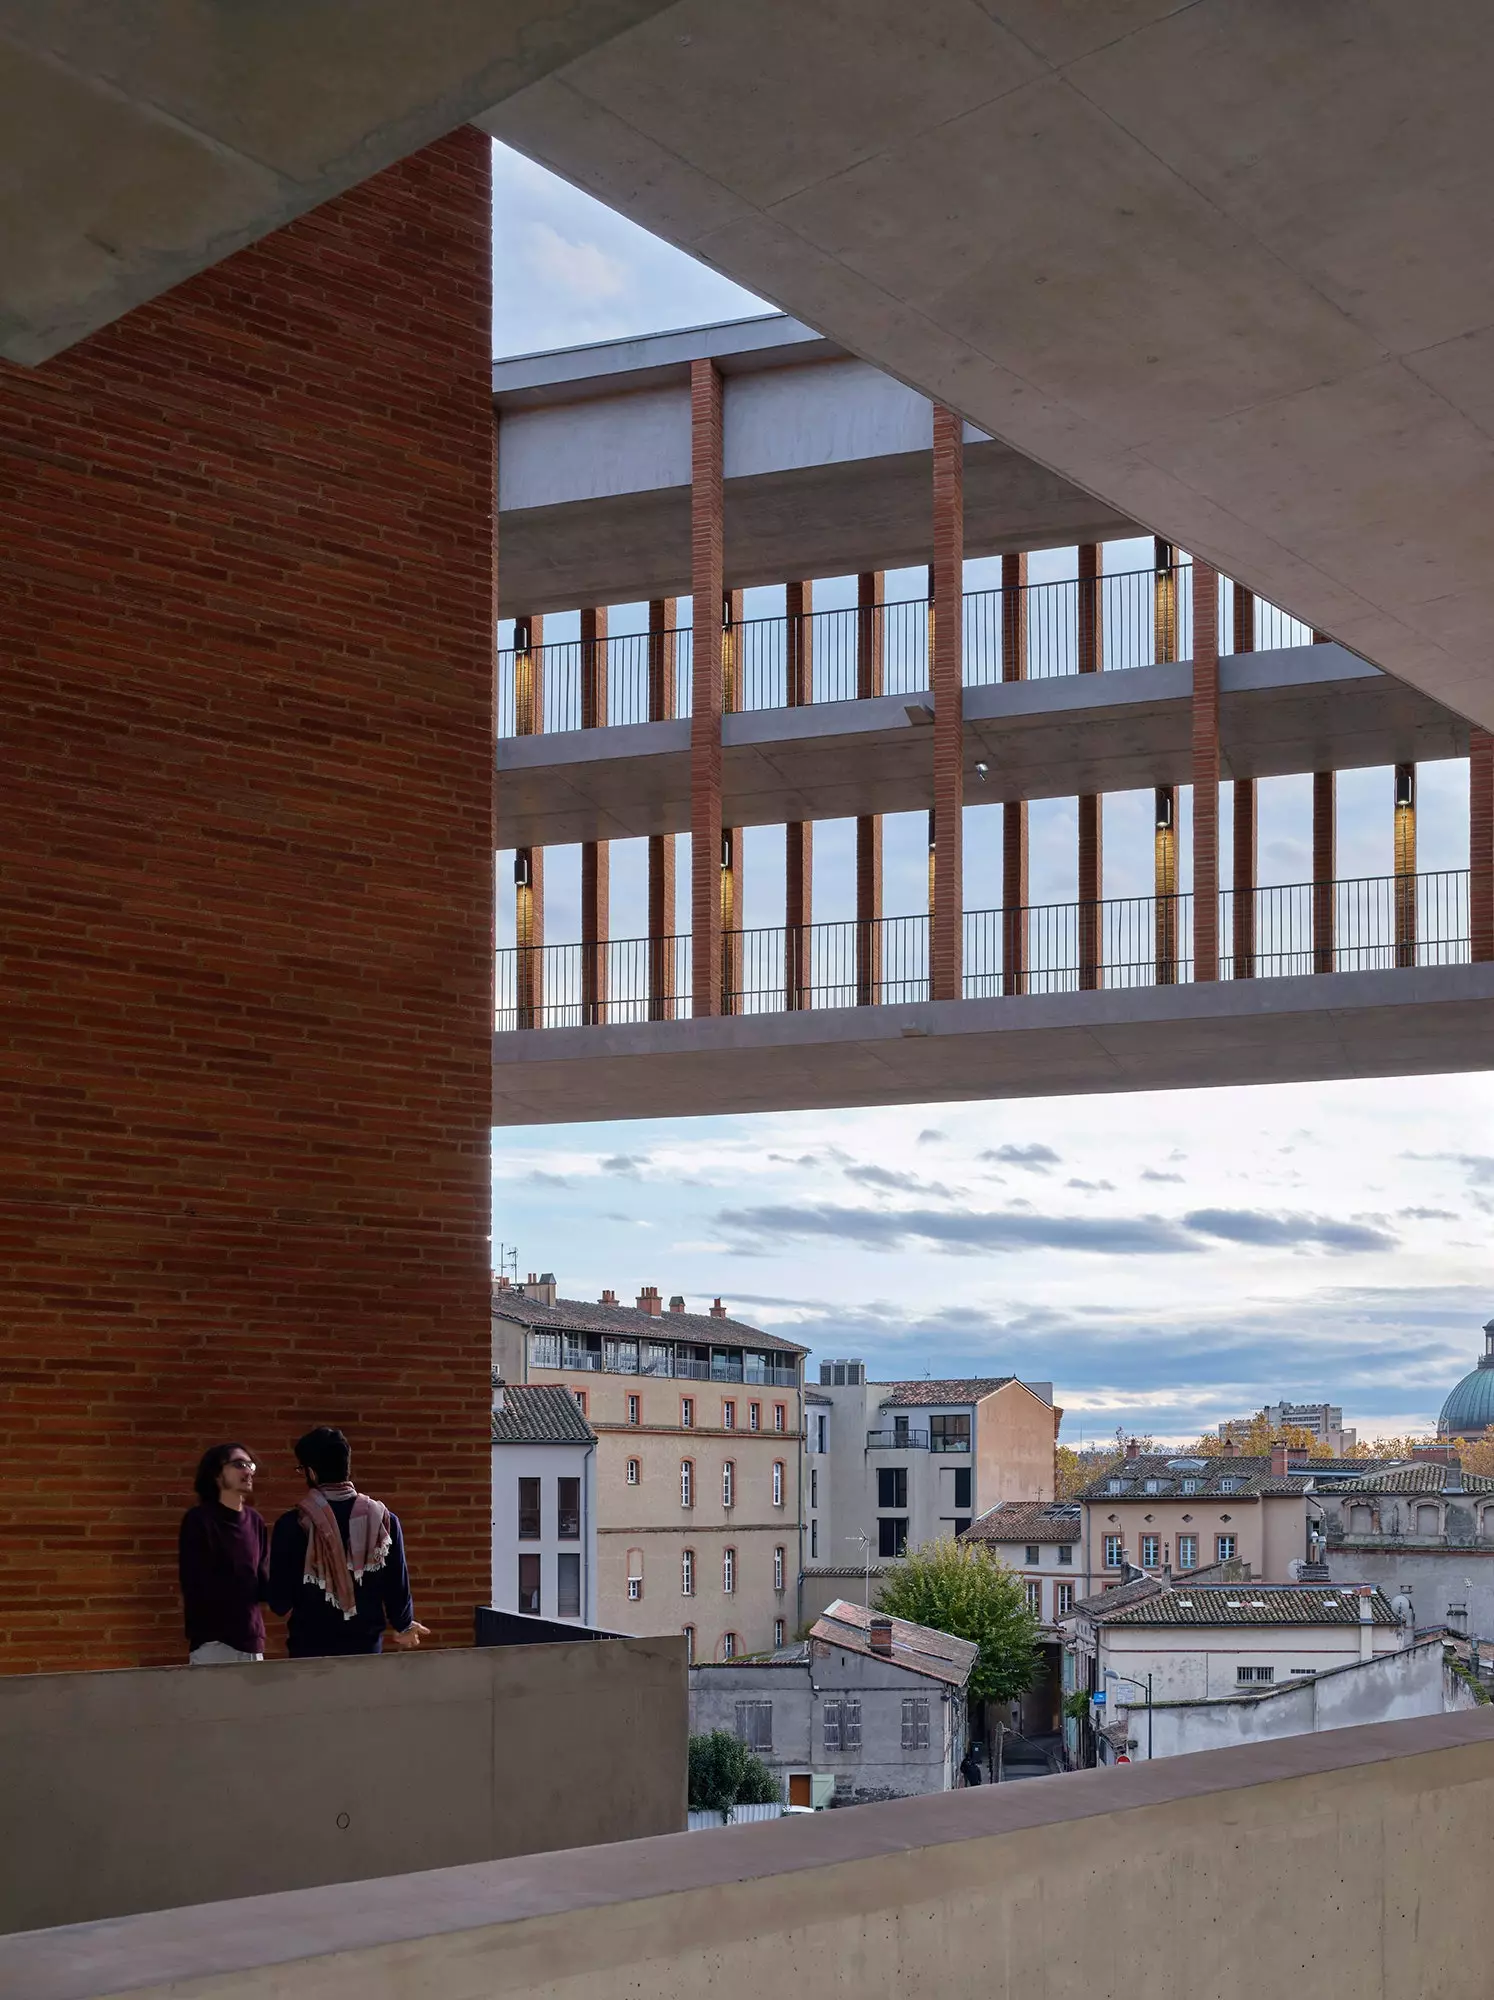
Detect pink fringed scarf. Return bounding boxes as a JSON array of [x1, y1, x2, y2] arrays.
[[297, 1482, 391, 1620]]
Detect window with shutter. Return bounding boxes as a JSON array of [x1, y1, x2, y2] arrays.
[[735, 1700, 773, 1751], [843, 1698, 861, 1750], [823, 1700, 842, 1752], [901, 1697, 930, 1751]]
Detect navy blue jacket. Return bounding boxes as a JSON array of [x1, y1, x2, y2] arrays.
[[268, 1494, 414, 1657]]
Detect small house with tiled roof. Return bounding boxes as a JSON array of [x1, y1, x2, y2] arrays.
[[961, 1501, 1082, 1629], [489, 1380, 597, 1626]]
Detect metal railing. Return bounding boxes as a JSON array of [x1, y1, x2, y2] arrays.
[[495, 868, 1470, 1030], [495, 562, 1323, 737]]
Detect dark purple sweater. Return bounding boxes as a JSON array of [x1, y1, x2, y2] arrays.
[[178, 1502, 270, 1654]]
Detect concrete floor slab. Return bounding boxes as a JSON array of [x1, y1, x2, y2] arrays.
[[492, 964, 1494, 1125]]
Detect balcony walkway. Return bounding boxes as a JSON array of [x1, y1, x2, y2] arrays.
[[494, 572, 1467, 850], [494, 862, 1494, 1121]]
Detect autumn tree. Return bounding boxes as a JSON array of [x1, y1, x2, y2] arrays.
[[876, 1537, 1041, 1705], [1189, 1418, 1336, 1460]]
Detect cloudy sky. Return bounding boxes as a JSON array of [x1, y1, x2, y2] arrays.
[[489, 142, 1492, 1444]]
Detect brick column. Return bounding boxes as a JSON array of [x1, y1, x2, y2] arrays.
[[515, 846, 544, 1028], [786, 580, 813, 1008], [580, 605, 609, 1024], [930, 405, 964, 1002], [690, 360, 724, 1017], [1192, 561, 1220, 981], [1471, 727, 1494, 963], [1154, 538, 1178, 665], [515, 612, 543, 736], [1233, 778, 1258, 978], [1394, 762, 1418, 968], [856, 570, 885, 1004], [1001, 551, 1029, 995], [1313, 770, 1336, 973], [648, 595, 678, 1019], [1155, 786, 1179, 984], [721, 825, 744, 1013], [1077, 542, 1103, 989]]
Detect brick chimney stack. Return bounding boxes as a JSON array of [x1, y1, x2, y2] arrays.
[[710, 1298, 727, 1319], [637, 1285, 662, 1316], [669, 1295, 686, 1313], [1221, 1435, 1241, 1456], [1124, 1437, 1140, 1461], [868, 1615, 894, 1657], [600, 1289, 617, 1305], [1271, 1443, 1291, 1476]]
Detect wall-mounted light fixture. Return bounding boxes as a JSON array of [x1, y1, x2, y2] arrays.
[[514, 852, 531, 889], [1155, 788, 1174, 831]]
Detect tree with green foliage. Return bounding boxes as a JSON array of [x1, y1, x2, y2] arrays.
[[876, 1537, 1042, 1706], [688, 1730, 780, 1816]]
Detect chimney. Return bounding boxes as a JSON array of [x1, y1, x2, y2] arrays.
[[600, 1289, 617, 1305], [1271, 1443, 1291, 1477], [670, 1295, 686, 1313], [710, 1298, 727, 1319], [637, 1285, 662, 1316], [495, 1274, 510, 1292], [1358, 1583, 1376, 1661], [1124, 1437, 1141, 1461], [1411, 1444, 1457, 1467], [868, 1616, 894, 1657], [1221, 1435, 1241, 1456], [537, 1271, 557, 1307]]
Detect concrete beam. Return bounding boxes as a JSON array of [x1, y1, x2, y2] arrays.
[[492, 963, 1494, 1126], [484, 4, 1494, 731], [0, 0, 674, 364], [494, 642, 1467, 850]]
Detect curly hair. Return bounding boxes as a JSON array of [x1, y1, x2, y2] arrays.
[[193, 1443, 252, 1506]]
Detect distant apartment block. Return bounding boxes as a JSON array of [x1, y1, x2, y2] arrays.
[[493, 1277, 806, 1660], [1077, 1441, 1310, 1594], [1221, 1401, 1357, 1455], [489, 1382, 598, 1625]]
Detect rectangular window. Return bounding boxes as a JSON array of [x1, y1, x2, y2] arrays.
[[954, 1518, 971, 1536], [749, 1401, 761, 1431], [1178, 1534, 1198, 1570], [843, 1697, 861, 1750], [683, 1624, 695, 1663], [774, 1618, 785, 1647], [1056, 1581, 1074, 1616], [628, 1576, 642, 1601], [773, 1545, 785, 1591], [681, 1548, 695, 1596], [557, 1477, 580, 1540], [723, 1632, 738, 1659], [823, 1699, 843, 1752], [1181, 1477, 1199, 1495], [1058, 1545, 1073, 1565], [627, 1394, 641, 1426], [1140, 1535, 1160, 1569], [722, 1460, 735, 1508], [556, 1552, 581, 1618], [954, 1467, 973, 1509], [878, 1466, 908, 1508], [529, 1331, 562, 1369], [723, 1400, 736, 1429], [1104, 1535, 1124, 1568], [517, 1477, 541, 1542], [1025, 1544, 1040, 1566], [773, 1460, 785, 1507], [1025, 1579, 1043, 1616], [680, 1460, 693, 1508], [681, 1397, 694, 1428], [878, 1516, 909, 1559], [1237, 1665, 1275, 1685], [723, 1546, 736, 1594], [774, 1404, 786, 1432], [517, 1553, 541, 1615], [929, 1414, 971, 1452], [810, 1519, 819, 1559], [901, 1697, 930, 1751], [810, 1468, 819, 1509], [626, 1457, 640, 1485], [735, 1700, 773, 1751], [572, 1388, 587, 1415], [1217, 1534, 1237, 1562]]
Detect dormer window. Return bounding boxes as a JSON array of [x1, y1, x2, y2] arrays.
[[1181, 1478, 1199, 1495], [1219, 1477, 1241, 1494], [1107, 1478, 1125, 1495], [1143, 1479, 1161, 1494]]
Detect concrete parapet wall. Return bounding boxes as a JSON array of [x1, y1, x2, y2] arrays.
[[0, 1637, 685, 1937], [7, 1711, 1494, 2000]]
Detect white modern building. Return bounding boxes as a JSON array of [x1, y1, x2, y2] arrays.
[[490, 1380, 598, 1625]]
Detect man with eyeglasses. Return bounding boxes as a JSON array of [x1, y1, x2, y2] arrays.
[[178, 1443, 271, 1665]]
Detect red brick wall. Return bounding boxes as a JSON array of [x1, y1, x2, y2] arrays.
[[0, 131, 494, 1672]]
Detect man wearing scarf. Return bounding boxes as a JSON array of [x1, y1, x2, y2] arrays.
[[267, 1426, 430, 1657]]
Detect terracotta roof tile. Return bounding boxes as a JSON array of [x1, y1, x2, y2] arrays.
[[490, 1384, 595, 1447], [492, 1293, 806, 1354], [878, 1377, 1016, 1408], [962, 1501, 1081, 1545]]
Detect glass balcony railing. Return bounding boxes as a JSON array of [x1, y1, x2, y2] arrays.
[[497, 868, 1471, 1031]]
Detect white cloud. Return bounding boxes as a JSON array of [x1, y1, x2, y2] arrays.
[[525, 222, 629, 302]]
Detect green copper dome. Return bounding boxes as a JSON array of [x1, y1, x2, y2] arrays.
[[1437, 1319, 1494, 1437]]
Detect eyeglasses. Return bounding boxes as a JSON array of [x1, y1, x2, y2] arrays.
[[225, 1457, 256, 1473]]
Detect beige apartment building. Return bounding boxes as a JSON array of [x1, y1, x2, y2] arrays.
[[493, 1277, 807, 1660], [1077, 1444, 1310, 1593]]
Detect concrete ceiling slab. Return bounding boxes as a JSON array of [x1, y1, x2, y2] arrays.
[[482, 1, 1494, 731], [0, 0, 675, 363]]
